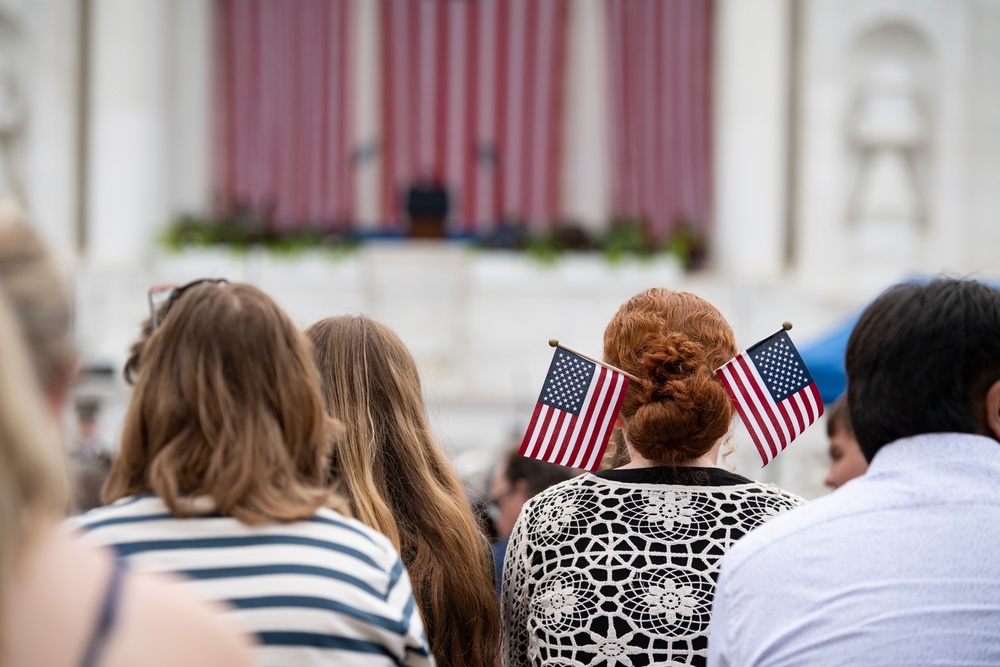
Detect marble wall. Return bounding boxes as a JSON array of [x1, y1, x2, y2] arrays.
[[5, 0, 1000, 501], [72, 244, 848, 499]]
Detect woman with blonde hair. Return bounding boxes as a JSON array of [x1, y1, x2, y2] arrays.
[[74, 281, 434, 666], [502, 288, 804, 666], [0, 211, 75, 417], [0, 286, 253, 667], [306, 315, 500, 667], [0, 211, 115, 512]]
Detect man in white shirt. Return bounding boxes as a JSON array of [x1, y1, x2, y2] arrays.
[[708, 278, 1000, 666]]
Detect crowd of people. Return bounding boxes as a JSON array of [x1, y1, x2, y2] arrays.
[[2, 207, 1000, 666]]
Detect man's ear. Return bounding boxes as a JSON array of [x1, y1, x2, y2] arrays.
[[614, 413, 625, 429], [985, 379, 1000, 441]]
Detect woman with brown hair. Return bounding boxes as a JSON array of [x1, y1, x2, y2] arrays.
[[306, 315, 500, 667], [74, 282, 434, 667], [0, 283, 253, 667], [501, 288, 804, 667]]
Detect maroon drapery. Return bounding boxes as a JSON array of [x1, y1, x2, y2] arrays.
[[606, 0, 714, 241], [214, 0, 353, 229], [380, 0, 569, 233]]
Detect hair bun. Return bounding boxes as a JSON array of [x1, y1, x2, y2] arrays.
[[603, 289, 739, 465], [625, 331, 733, 464], [634, 332, 707, 404]]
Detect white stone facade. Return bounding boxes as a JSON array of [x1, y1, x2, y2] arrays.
[[4, 0, 1000, 500]]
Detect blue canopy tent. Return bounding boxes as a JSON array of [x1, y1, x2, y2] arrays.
[[798, 314, 860, 406], [797, 277, 1000, 407]]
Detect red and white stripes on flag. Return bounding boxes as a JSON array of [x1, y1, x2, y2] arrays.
[[716, 330, 825, 467], [520, 347, 629, 472], [606, 0, 714, 241], [381, 0, 569, 233], [214, 0, 353, 229]]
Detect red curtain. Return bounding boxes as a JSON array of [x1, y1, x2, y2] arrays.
[[606, 0, 714, 241], [214, 0, 353, 229], [381, 0, 569, 233]]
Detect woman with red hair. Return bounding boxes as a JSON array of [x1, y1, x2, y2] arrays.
[[502, 288, 804, 667]]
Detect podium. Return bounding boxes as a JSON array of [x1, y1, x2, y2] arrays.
[[405, 185, 449, 238]]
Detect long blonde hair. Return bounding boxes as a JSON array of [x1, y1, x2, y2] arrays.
[[306, 316, 499, 667], [105, 282, 345, 523], [0, 288, 69, 649], [0, 212, 75, 399]]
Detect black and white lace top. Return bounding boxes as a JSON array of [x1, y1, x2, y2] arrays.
[[500, 467, 804, 667]]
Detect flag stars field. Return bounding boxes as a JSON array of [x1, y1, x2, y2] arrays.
[[716, 330, 824, 466], [520, 347, 630, 472], [751, 337, 811, 401]]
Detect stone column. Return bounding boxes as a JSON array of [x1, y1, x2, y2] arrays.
[[85, 0, 170, 264], [713, 0, 791, 277], [167, 0, 212, 218], [969, 0, 1000, 273], [560, 0, 611, 233], [20, 0, 82, 261], [354, 0, 382, 230]]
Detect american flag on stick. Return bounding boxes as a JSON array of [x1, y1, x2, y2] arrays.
[[715, 326, 824, 466], [519, 342, 632, 472]]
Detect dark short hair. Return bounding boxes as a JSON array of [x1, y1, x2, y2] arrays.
[[825, 395, 853, 438], [846, 278, 1000, 461], [504, 448, 579, 499]]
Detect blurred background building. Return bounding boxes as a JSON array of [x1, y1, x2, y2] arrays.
[[3, 0, 999, 498]]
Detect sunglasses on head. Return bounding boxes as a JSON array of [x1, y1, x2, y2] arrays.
[[147, 278, 228, 332]]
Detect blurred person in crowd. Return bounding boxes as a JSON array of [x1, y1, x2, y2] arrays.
[[502, 288, 804, 667], [68, 397, 114, 513], [307, 315, 499, 667], [467, 481, 498, 543], [0, 286, 253, 667], [0, 209, 75, 420], [71, 397, 106, 461], [69, 452, 114, 514], [488, 442, 580, 593], [0, 212, 117, 515], [823, 395, 867, 489], [73, 282, 434, 667], [708, 278, 1000, 665]]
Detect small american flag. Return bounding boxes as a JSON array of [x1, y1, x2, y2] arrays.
[[519, 347, 630, 471], [716, 330, 824, 466]]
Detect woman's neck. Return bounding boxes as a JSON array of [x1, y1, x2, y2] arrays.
[[616, 438, 722, 469]]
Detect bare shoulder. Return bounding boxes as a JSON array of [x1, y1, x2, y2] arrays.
[[102, 571, 255, 667]]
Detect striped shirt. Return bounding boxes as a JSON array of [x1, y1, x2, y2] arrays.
[[71, 495, 435, 667]]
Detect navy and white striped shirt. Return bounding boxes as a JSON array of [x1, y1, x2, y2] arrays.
[[72, 495, 435, 667]]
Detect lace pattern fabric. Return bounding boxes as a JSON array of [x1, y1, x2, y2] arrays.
[[501, 473, 804, 666]]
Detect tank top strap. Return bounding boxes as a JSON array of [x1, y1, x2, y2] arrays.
[[79, 557, 127, 667]]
